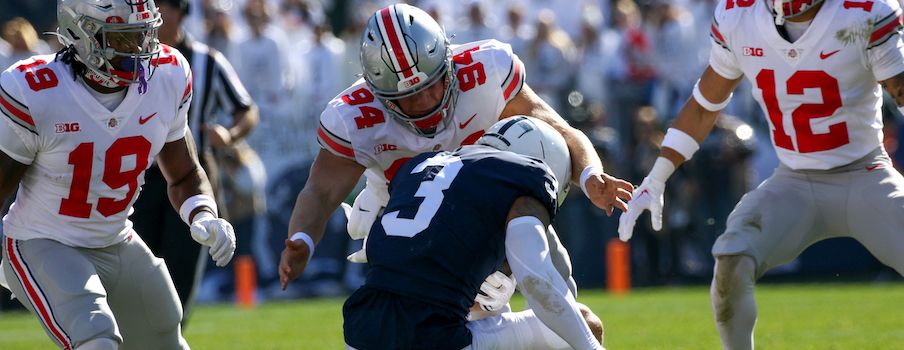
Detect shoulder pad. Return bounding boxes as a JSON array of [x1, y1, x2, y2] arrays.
[[711, 0, 750, 44]]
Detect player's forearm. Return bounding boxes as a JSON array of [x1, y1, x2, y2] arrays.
[[505, 216, 602, 350], [228, 104, 259, 141], [286, 189, 339, 245], [561, 127, 604, 184], [660, 98, 720, 167]]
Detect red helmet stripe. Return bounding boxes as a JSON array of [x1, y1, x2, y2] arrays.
[[379, 7, 415, 79]]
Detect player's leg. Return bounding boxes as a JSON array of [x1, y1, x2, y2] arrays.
[[104, 234, 188, 350], [77, 338, 118, 350], [468, 303, 603, 350], [710, 167, 825, 350], [846, 159, 904, 276], [2, 237, 121, 349]]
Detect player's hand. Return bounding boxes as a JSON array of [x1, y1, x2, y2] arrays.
[[474, 271, 516, 312], [203, 123, 232, 149], [346, 187, 386, 240], [190, 212, 237, 267], [584, 172, 634, 216], [278, 238, 313, 290], [617, 176, 665, 242]]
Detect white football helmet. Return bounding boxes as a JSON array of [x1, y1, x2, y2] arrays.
[[476, 116, 572, 207], [56, 0, 162, 89], [767, 0, 824, 25], [360, 4, 459, 137]]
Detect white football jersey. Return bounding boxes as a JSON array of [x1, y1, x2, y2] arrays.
[[318, 40, 525, 197], [0, 45, 192, 248], [710, 0, 904, 170]]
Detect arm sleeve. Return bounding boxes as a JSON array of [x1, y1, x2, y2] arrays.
[[868, 9, 904, 81], [505, 216, 602, 350], [0, 73, 38, 164], [708, 6, 744, 80], [169, 54, 193, 142]]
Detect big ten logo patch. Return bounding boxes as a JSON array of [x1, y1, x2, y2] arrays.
[[55, 123, 80, 133], [374, 143, 397, 154], [743, 47, 764, 57]]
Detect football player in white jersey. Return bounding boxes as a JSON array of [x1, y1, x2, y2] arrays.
[[617, 0, 904, 349], [0, 1, 236, 349], [278, 2, 633, 307]]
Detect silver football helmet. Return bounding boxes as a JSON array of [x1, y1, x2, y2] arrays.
[[57, 0, 162, 88], [767, 0, 824, 25], [360, 4, 459, 137], [477, 116, 572, 207]]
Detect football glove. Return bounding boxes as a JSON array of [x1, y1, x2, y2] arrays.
[[474, 271, 517, 312], [190, 212, 237, 267], [346, 186, 387, 240], [617, 176, 665, 242]]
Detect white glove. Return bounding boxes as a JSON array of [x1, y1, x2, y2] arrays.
[[190, 211, 237, 267], [474, 271, 517, 312], [617, 176, 665, 242], [346, 186, 387, 240]]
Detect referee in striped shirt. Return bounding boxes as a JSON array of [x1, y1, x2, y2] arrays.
[[131, 0, 259, 325]]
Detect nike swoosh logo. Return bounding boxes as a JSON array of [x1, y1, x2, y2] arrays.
[[358, 208, 370, 212], [459, 114, 477, 129], [139, 112, 157, 124], [866, 164, 881, 171], [820, 50, 840, 59], [637, 189, 649, 198]]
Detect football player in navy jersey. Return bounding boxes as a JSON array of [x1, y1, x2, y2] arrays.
[[342, 117, 604, 350], [277, 5, 634, 310]]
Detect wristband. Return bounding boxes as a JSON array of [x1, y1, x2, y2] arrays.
[[648, 157, 677, 182], [661, 128, 700, 161], [290, 232, 316, 262], [579, 165, 604, 198], [693, 79, 732, 112], [179, 194, 218, 225]]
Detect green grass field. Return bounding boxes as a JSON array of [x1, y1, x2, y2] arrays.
[[1, 283, 902, 349]]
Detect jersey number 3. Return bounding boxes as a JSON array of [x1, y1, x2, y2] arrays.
[[60, 136, 152, 218], [757, 69, 848, 153], [381, 154, 463, 238]]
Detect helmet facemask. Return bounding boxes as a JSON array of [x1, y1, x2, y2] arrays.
[[56, 0, 162, 92], [377, 47, 460, 137]]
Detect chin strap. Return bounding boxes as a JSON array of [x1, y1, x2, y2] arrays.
[[774, 0, 785, 25], [84, 58, 148, 94]]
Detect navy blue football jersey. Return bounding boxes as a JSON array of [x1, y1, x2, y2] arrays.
[[343, 145, 558, 350]]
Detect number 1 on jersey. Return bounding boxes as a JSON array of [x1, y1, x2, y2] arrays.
[[59, 137, 151, 218]]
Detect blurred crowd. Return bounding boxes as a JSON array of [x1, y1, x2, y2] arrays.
[[2, 0, 903, 301]]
